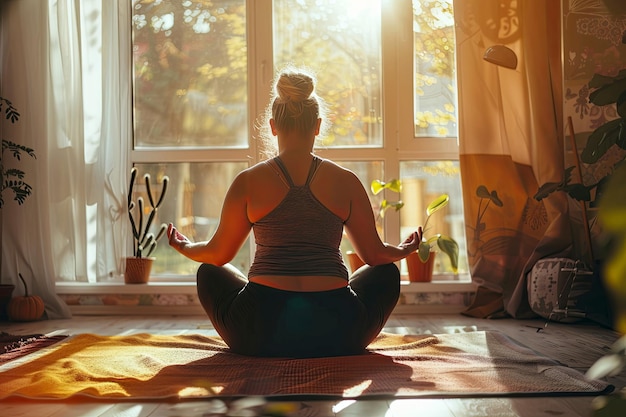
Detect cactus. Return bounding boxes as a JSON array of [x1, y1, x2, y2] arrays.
[[127, 167, 169, 258]]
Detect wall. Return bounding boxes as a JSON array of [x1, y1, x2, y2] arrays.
[[56, 282, 475, 315]]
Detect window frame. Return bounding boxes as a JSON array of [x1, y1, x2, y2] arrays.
[[129, 0, 462, 281]]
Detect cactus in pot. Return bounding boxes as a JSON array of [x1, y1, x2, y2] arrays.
[[125, 167, 169, 283], [127, 167, 169, 258]]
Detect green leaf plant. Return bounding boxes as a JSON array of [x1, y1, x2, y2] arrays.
[[535, 69, 626, 208], [127, 167, 169, 258], [1, 97, 36, 208], [371, 179, 404, 218], [585, 163, 626, 414], [371, 179, 459, 272]]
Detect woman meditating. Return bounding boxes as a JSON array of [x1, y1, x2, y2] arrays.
[[167, 67, 421, 358]]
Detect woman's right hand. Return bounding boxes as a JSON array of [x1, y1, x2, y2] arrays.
[[167, 223, 191, 254]]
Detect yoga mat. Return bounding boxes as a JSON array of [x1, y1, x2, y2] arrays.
[[0, 330, 612, 400]]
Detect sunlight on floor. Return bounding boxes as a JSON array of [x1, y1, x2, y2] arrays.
[[343, 379, 373, 397], [441, 325, 478, 333], [388, 398, 454, 417], [332, 399, 356, 413]]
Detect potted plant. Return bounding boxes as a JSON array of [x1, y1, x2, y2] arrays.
[[576, 69, 626, 416], [535, 68, 626, 260], [535, 68, 626, 207], [368, 179, 459, 282], [1, 96, 37, 319], [344, 179, 405, 273], [408, 194, 459, 281], [585, 163, 626, 415], [125, 167, 169, 284]]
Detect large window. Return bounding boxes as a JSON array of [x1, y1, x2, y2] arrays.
[[131, 0, 466, 281], [132, 0, 248, 148], [273, 0, 383, 147]]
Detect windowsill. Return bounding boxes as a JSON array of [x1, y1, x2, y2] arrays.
[[400, 278, 475, 293], [56, 274, 475, 295]]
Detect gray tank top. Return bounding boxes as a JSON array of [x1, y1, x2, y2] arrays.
[[248, 156, 349, 279]]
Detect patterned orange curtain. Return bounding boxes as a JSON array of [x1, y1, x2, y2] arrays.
[[453, 0, 572, 318]]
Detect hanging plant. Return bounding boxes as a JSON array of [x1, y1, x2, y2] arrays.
[[1, 97, 37, 208]]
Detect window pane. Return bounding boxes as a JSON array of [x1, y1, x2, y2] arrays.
[[132, 0, 248, 148], [273, 0, 383, 147], [399, 161, 467, 275], [336, 161, 384, 272], [413, 0, 457, 138], [132, 162, 249, 277]]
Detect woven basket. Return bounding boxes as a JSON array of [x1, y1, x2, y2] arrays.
[[124, 257, 154, 284]]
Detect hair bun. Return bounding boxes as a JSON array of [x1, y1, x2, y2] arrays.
[[276, 72, 314, 103], [268, 68, 323, 137]]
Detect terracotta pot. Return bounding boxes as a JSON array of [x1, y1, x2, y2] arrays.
[[0, 284, 15, 321], [124, 257, 154, 284], [346, 251, 366, 273], [406, 251, 435, 283]]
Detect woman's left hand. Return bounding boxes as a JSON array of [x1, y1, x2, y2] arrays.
[[400, 226, 422, 254]]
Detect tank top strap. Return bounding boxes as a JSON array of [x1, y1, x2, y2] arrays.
[[272, 156, 295, 187], [305, 156, 323, 186]]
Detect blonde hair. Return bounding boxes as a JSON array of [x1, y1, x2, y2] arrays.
[[257, 66, 328, 157]]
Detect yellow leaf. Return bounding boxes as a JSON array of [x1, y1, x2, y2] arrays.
[[426, 194, 449, 216]]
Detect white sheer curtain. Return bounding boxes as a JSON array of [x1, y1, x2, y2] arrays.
[[1, 0, 129, 319]]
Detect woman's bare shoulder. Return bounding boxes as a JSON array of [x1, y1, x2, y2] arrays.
[[318, 157, 350, 173], [232, 160, 279, 193], [319, 158, 361, 182], [239, 160, 274, 177]]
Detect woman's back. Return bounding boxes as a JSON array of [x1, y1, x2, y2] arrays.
[[247, 155, 348, 280], [245, 152, 354, 225]]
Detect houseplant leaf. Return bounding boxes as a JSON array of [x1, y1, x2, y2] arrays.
[[417, 234, 459, 271], [371, 179, 402, 195], [418, 241, 432, 263], [371, 180, 385, 195], [385, 179, 402, 194], [426, 194, 449, 217], [534, 181, 563, 200], [617, 91, 626, 118], [588, 69, 626, 105], [599, 164, 626, 230], [617, 121, 626, 149], [437, 235, 459, 271], [581, 118, 622, 164], [563, 183, 593, 202], [379, 199, 389, 218], [586, 352, 625, 379]]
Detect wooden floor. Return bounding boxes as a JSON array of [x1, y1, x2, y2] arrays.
[[1, 313, 624, 417]]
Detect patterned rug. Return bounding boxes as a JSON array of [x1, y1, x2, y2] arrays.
[[0, 332, 68, 365], [0, 330, 613, 401]]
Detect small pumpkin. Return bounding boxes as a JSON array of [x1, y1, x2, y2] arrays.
[[7, 273, 45, 322]]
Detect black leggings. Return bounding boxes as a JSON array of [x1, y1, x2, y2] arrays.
[[196, 263, 400, 358]]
